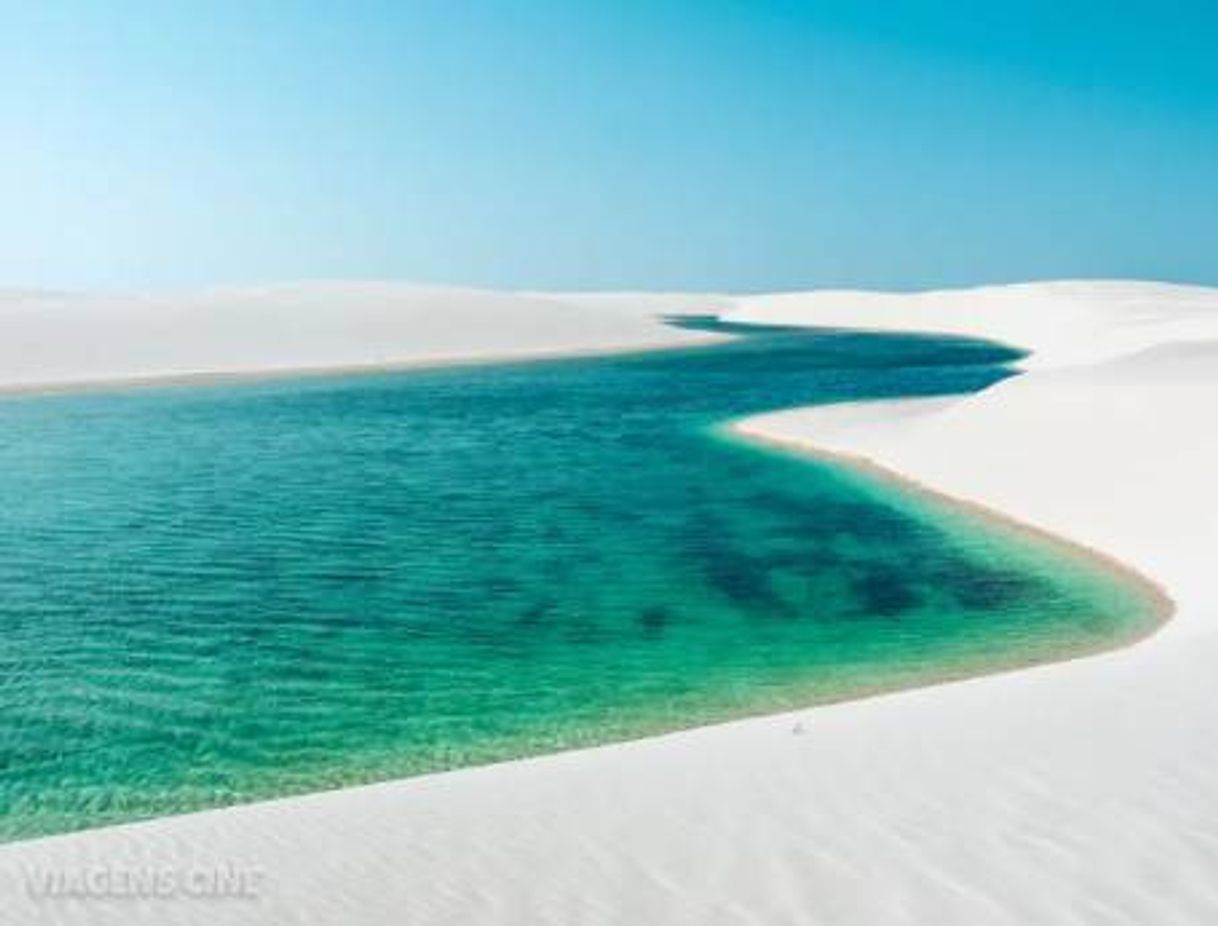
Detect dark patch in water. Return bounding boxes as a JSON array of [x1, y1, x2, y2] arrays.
[[850, 569, 921, 618], [928, 561, 1045, 610], [679, 513, 794, 616], [517, 599, 554, 627], [637, 605, 673, 639]]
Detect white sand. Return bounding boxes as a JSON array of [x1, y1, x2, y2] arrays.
[[0, 282, 726, 390], [3, 280, 1218, 925]]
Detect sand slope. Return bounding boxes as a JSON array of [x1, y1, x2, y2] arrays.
[[3, 280, 1218, 925], [725, 279, 1218, 369], [0, 282, 725, 389]]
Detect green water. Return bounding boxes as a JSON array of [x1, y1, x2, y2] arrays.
[[0, 324, 1155, 840]]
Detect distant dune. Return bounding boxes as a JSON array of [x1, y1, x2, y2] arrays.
[[0, 282, 728, 390], [726, 279, 1218, 369]]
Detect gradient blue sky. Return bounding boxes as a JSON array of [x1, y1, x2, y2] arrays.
[[3, 1, 1215, 291]]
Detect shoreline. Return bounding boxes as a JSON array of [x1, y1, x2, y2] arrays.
[[726, 416, 1175, 654], [0, 360, 1169, 848], [3, 279, 1217, 925], [0, 281, 733, 399], [0, 332, 730, 399], [0, 333, 1132, 847]]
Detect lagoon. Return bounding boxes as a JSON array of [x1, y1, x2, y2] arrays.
[[0, 324, 1155, 839]]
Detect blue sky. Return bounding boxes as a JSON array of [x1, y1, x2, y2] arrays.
[[2, 1, 1215, 291]]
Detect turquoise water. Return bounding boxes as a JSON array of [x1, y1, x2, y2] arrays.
[[0, 325, 1155, 840]]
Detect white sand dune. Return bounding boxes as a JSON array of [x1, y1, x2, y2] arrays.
[[3, 280, 1218, 925], [0, 282, 725, 390], [725, 279, 1218, 370]]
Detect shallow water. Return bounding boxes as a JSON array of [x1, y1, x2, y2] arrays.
[[0, 324, 1155, 839]]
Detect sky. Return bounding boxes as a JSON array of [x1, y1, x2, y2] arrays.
[[2, 0, 1216, 292]]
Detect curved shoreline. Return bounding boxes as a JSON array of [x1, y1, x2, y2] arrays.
[[4, 280, 1218, 926], [0, 331, 1091, 844], [0, 333, 1173, 842], [726, 415, 1175, 663]]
